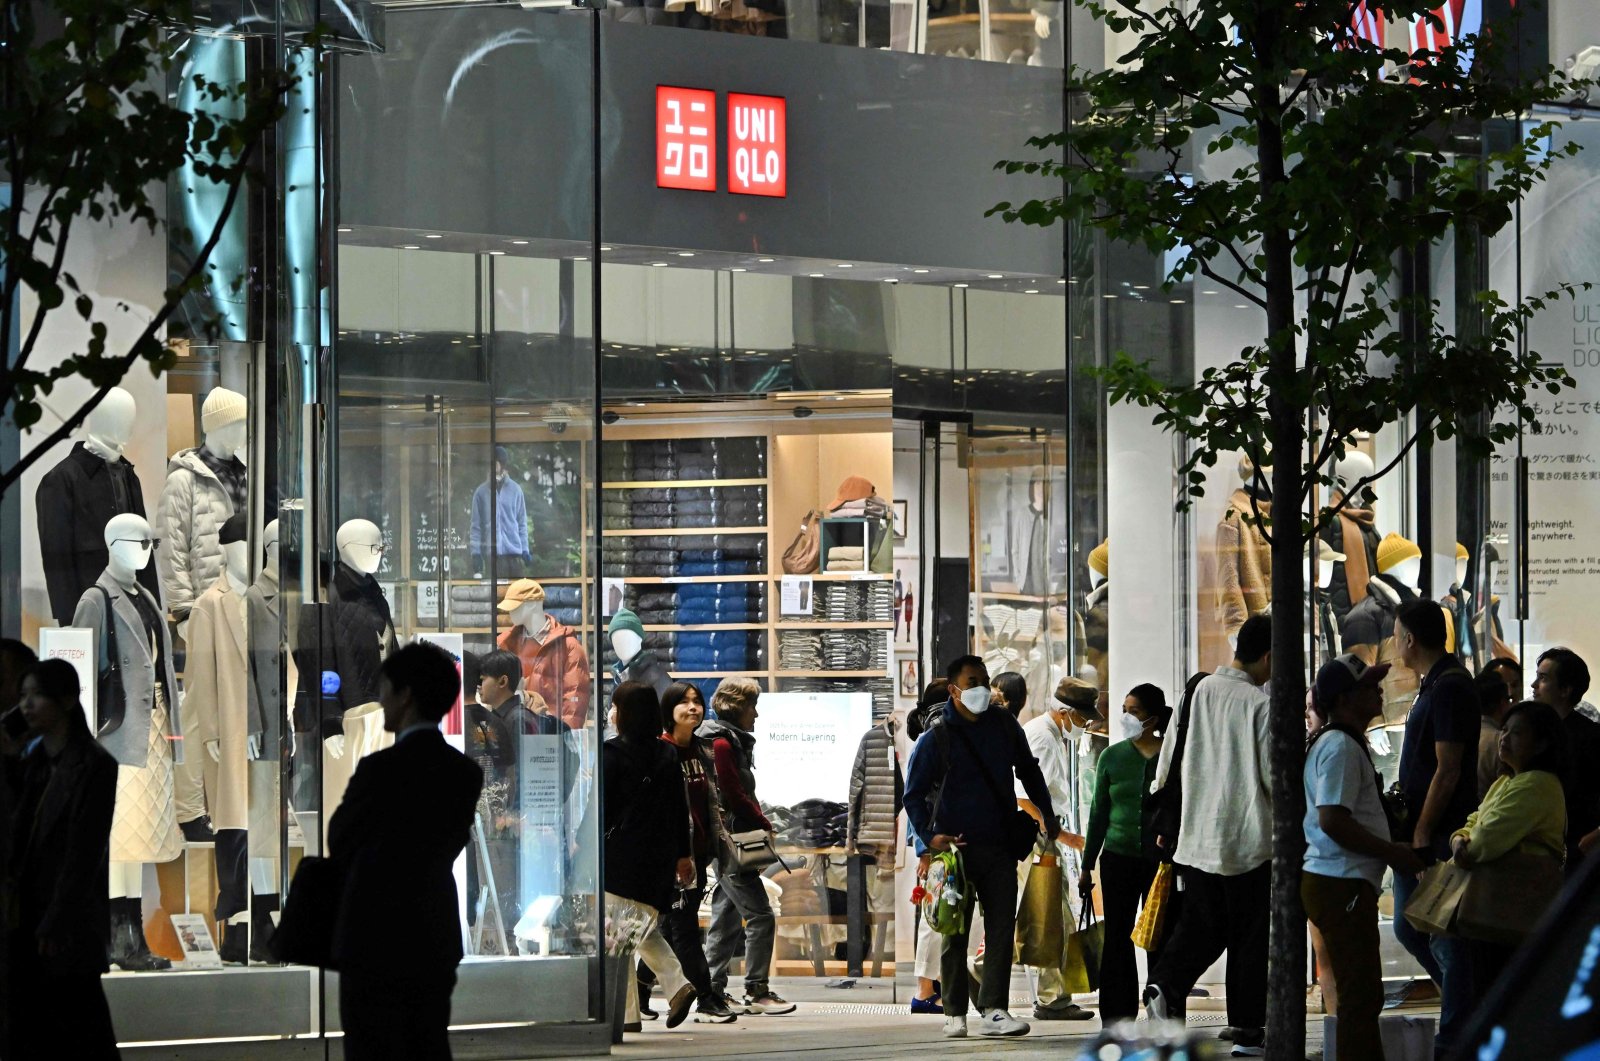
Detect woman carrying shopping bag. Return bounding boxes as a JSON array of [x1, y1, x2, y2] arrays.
[[1449, 700, 1568, 1004], [1079, 684, 1172, 1022]]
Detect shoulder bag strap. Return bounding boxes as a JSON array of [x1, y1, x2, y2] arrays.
[[951, 723, 1025, 821]]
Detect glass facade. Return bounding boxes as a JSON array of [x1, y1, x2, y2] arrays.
[[6, 0, 1599, 1054]]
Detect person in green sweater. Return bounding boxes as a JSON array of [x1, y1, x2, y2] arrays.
[[1451, 699, 1569, 1004], [1078, 683, 1171, 1022]]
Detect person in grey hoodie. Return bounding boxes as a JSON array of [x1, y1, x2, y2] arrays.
[[698, 677, 795, 1016]]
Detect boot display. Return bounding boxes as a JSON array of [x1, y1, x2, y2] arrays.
[[108, 897, 172, 972]]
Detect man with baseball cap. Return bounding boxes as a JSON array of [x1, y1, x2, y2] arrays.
[[1303, 655, 1425, 1061]]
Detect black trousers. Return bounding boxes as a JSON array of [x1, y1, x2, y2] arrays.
[[1149, 860, 1270, 1030], [5, 959, 119, 1060], [941, 843, 1018, 1016], [1098, 850, 1170, 1022], [339, 968, 456, 1061], [656, 886, 716, 999]]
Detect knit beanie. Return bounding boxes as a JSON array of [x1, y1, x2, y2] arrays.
[[1455, 542, 1469, 561], [1376, 533, 1422, 574], [201, 387, 248, 434], [1088, 540, 1110, 578], [607, 608, 645, 640]]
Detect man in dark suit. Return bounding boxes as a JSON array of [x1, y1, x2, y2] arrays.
[[329, 643, 483, 1061]]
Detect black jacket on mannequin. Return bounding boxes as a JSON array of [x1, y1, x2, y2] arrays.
[[293, 561, 395, 740], [35, 442, 160, 626]]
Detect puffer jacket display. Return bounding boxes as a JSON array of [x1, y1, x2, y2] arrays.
[[847, 720, 903, 851], [155, 447, 238, 618], [294, 561, 395, 739], [498, 617, 592, 729]]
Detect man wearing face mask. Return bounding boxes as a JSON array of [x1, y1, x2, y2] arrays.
[[904, 655, 1059, 1039], [1012, 676, 1097, 1022]]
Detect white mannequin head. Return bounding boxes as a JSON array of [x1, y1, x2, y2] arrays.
[[611, 628, 642, 664], [84, 387, 137, 462], [335, 519, 385, 575], [1387, 555, 1422, 592], [262, 519, 280, 569], [512, 598, 545, 634], [223, 539, 250, 586], [1306, 553, 1331, 590], [104, 513, 156, 583], [1334, 451, 1376, 497], [200, 387, 248, 461]]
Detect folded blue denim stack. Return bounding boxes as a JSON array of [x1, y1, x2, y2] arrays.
[[602, 534, 766, 577], [542, 584, 583, 627], [600, 437, 768, 484], [600, 485, 766, 531]]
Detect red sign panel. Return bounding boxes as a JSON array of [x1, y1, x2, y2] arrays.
[[657, 85, 717, 192], [727, 93, 787, 198]]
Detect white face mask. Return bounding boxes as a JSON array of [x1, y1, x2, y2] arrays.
[[1118, 712, 1148, 741], [959, 686, 992, 715]]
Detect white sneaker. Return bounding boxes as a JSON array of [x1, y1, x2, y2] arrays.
[[942, 1015, 968, 1038], [977, 1009, 1030, 1037]]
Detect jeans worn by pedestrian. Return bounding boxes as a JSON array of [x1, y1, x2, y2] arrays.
[[1391, 864, 1470, 1050], [706, 869, 777, 1000]]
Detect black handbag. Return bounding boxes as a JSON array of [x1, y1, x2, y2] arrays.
[[271, 856, 344, 968], [93, 586, 126, 739], [1148, 671, 1209, 860]]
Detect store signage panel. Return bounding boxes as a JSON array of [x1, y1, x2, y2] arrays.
[[728, 92, 787, 198], [656, 85, 717, 192]]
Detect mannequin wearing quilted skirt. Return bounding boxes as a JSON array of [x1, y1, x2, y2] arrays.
[[73, 514, 186, 972]]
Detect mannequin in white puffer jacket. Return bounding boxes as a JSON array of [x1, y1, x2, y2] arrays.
[[156, 387, 249, 624]]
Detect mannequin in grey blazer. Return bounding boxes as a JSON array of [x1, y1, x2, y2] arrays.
[[73, 569, 184, 768]]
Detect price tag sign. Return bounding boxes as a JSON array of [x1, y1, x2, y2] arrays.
[[657, 85, 717, 192]]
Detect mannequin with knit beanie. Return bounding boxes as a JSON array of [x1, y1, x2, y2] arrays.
[[1341, 533, 1424, 726], [156, 386, 249, 624], [608, 608, 671, 698], [1319, 451, 1383, 627], [1081, 541, 1110, 703]]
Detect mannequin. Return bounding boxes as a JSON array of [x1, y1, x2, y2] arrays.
[[1216, 454, 1273, 640], [295, 519, 396, 833], [1082, 540, 1110, 711], [496, 579, 592, 728], [157, 387, 249, 621], [244, 518, 287, 960], [606, 608, 670, 697], [72, 513, 184, 971], [36, 386, 160, 625], [182, 513, 254, 960], [1443, 542, 1516, 665], [471, 445, 533, 577], [1268, 538, 1342, 667], [1320, 451, 1382, 626], [1341, 533, 1423, 726], [847, 715, 903, 855]]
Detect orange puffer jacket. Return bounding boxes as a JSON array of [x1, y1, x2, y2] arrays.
[[498, 619, 592, 728]]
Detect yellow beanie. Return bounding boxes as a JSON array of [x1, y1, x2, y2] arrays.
[[1455, 542, 1469, 561], [1376, 533, 1422, 574], [1088, 540, 1109, 577]]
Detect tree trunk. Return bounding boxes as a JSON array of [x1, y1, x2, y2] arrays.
[[1255, 50, 1310, 1061]]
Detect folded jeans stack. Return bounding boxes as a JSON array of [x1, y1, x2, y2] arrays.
[[779, 631, 824, 671]]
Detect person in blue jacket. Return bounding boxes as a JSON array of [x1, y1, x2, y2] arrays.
[[471, 446, 531, 574]]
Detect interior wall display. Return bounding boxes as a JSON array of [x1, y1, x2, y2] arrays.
[[35, 386, 161, 626], [752, 691, 872, 807]]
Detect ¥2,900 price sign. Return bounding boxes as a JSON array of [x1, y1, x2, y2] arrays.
[[727, 92, 787, 197], [657, 85, 717, 192]]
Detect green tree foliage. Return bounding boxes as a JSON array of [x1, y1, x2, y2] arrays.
[[994, 2, 1586, 1055], [0, 0, 293, 498]]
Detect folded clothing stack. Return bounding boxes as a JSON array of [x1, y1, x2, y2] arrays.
[[450, 583, 498, 629], [601, 437, 768, 483], [602, 631, 763, 673], [601, 485, 767, 531], [818, 582, 894, 623], [784, 798, 849, 849], [778, 631, 824, 671], [828, 495, 889, 520], [602, 534, 766, 577], [818, 630, 887, 671], [823, 545, 864, 572]]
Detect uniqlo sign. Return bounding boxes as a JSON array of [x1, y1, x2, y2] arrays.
[[727, 93, 787, 198], [657, 85, 716, 192]]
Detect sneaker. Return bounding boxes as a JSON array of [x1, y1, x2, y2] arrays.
[[1033, 1001, 1095, 1021], [1219, 1027, 1237, 1041], [978, 1009, 1030, 1037], [745, 992, 797, 1015], [719, 993, 753, 1015], [1231, 1027, 1266, 1056], [693, 996, 738, 1024], [910, 996, 944, 1015], [1144, 984, 1172, 1022], [665, 985, 696, 1029], [942, 1015, 968, 1038]]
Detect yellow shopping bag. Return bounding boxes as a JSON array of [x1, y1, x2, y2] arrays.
[[1132, 861, 1174, 951]]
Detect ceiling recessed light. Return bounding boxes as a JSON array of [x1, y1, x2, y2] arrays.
[[511, 240, 529, 245], [758, 258, 774, 263], [336, 226, 352, 233], [423, 234, 442, 240], [600, 245, 613, 251], [677, 251, 695, 257], [953, 283, 969, 289], [488, 250, 506, 256], [1102, 294, 1116, 299], [730, 267, 747, 273], [987, 274, 1004, 279], [1170, 298, 1186, 304], [400, 244, 420, 250], [836, 263, 853, 268], [913, 268, 930, 274], [1057, 279, 1067, 285], [574, 256, 588, 261], [1025, 289, 1039, 294], [808, 273, 824, 278], [650, 262, 669, 267]]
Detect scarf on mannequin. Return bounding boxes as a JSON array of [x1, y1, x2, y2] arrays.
[[1338, 499, 1375, 606]]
